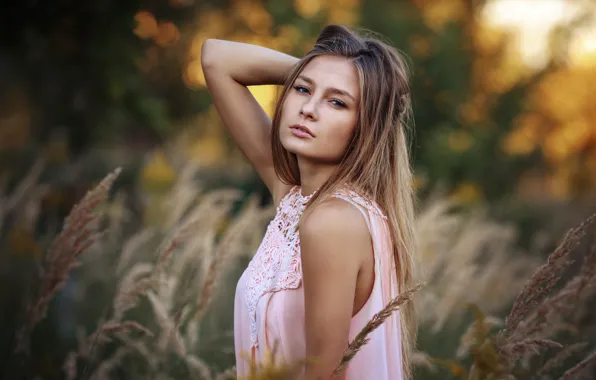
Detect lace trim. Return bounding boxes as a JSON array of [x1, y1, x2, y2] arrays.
[[244, 186, 312, 347], [243, 185, 384, 348]]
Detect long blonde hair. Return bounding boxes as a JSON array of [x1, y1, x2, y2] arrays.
[[270, 24, 418, 379]]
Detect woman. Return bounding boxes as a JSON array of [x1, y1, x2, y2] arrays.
[[201, 24, 418, 379]]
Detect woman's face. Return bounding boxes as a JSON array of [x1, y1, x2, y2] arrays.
[[279, 55, 361, 165]]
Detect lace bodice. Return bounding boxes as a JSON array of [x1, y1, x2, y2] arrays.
[[243, 185, 387, 348], [244, 186, 313, 347]]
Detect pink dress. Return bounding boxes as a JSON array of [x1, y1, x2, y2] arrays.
[[234, 186, 404, 379]]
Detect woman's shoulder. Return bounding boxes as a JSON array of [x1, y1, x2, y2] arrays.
[[298, 195, 371, 262], [330, 186, 388, 220], [303, 195, 366, 226]]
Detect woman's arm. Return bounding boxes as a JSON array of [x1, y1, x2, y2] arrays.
[[299, 199, 372, 380], [201, 39, 298, 203]]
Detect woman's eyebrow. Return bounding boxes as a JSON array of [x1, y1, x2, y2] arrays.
[[297, 75, 356, 102]]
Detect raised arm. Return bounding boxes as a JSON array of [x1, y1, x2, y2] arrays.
[[201, 39, 298, 203]]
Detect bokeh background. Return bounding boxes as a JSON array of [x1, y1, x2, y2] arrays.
[[1, 0, 596, 379]]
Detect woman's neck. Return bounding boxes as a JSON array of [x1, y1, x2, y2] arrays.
[[296, 157, 338, 196]]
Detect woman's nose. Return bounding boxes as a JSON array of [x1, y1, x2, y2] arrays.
[[299, 98, 317, 120]]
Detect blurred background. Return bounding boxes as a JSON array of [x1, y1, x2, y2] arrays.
[[1, 0, 595, 379]]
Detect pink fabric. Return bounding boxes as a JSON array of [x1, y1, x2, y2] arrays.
[[234, 186, 403, 379]]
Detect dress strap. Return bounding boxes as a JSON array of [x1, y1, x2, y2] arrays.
[[331, 188, 388, 221]]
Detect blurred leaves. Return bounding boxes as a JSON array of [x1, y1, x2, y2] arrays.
[[1, 0, 595, 200]]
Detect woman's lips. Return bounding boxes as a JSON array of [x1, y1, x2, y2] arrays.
[[290, 124, 315, 138]]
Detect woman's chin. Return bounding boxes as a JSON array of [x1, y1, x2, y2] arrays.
[[281, 139, 306, 155]]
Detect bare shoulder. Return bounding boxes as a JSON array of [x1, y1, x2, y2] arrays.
[[300, 197, 367, 234], [299, 197, 370, 264]]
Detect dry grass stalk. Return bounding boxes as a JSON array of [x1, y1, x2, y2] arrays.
[[87, 346, 132, 380], [537, 342, 588, 377], [162, 161, 203, 231], [558, 351, 596, 379], [91, 180, 266, 376], [146, 290, 187, 356], [195, 195, 268, 322], [495, 214, 596, 377], [492, 214, 596, 375], [420, 213, 596, 380], [14, 167, 122, 353], [0, 158, 45, 232], [411, 351, 437, 372], [505, 339, 563, 362], [101, 320, 154, 337], [509, 245, 596, 342], [65, 315, 154, 378], [112, 263, 154, 321], [185, 354, 213, 379], [414, 198, 539, 332], [112, 331, 155, 368], [63, 351, 78, 380], [155, 233, 182, 275], [333, 282, 425, 375], [504, 214, 595, 339], [569, 242, 596, 324], [215, 366, 237, 380], [115, 229, 156, 274]]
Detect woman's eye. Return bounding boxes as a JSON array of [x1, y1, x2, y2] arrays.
[[331, 99, 346, 108], [294, 85, 309, 94]]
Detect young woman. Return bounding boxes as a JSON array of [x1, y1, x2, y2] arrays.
[[201, 24, 418, 380]]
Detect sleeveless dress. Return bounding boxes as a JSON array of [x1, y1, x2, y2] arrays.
[[233, 186, 404, 379]]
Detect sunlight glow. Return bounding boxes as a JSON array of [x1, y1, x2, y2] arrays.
[[482, 0, 585, 68], [569, 26, 596, 67]]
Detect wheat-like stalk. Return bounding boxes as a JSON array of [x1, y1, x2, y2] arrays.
[[63, 351, 78, 380], [88, 346, 133, 380], [0, 158, 44, 232], [503, 338, 563, 363], [489, 214, 596, 376], [14, 167, 122, 353], [215, 366, 237, 380], [100, 320, 154, 337], [415, 211, 596, 379], [185, 354, 213, 379], [558, 350, 596, 379], [536, 342, 588, 377], [414, 197, 539, 332], [509, 241, 596, 343], [115, 229, 156, 274], [64, 316, 154, 379], [504, 214, 595, 339], [146, 290, 187, 356], [488, 214, 596, 377], [194, 195, 269, 322], [112, 263, 154, 321], [112, 331, 155, 368], [333, 282, 425, 375], [411, 350, 437, 372]]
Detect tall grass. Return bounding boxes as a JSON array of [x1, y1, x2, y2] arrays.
[[2, 163, 596, 379]]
